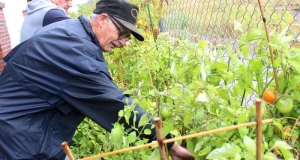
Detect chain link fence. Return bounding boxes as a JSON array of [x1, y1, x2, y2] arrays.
[[161, 0, 300, 47]]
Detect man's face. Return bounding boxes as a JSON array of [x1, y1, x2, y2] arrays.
[[94, 15, 131, 52], [53, 0, 72, 12]]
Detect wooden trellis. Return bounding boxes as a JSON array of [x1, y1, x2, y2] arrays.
[[62, 98, 271, 160]]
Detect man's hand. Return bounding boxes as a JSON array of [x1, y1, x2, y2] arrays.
[[169, 141, 195, 160]]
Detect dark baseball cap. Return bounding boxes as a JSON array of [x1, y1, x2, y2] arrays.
[[93, 0, 144, 41]]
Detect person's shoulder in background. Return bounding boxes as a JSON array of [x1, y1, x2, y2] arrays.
[[43, 8, 70, 26]]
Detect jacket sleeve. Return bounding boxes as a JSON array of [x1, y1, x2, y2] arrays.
[[59, 69, 158, 141]]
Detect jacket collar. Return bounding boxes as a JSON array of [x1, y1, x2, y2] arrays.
[[78, 15, 104, 61]]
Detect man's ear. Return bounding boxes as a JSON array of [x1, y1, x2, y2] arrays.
[[97, 14, 109, 27]]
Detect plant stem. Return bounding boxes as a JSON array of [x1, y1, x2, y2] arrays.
[[257, 0, 280, 93], [146, 4, 157, 47], [291, 116, 300, 131], [240, 89, 246, 106]]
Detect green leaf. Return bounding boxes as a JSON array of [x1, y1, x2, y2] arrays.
[[263, 152, 278, 160], [125, 109, 131, 124], [183, 111, 193, 127], [138, 114, 149, 127], [273, 121, 283, 138], [118, 110, 124, 117], [274, 141, 294, 159], [274, 141, 293, 150], [198, 40, 208, 51], [217, 69, 233, 80], [143, 129, 152, 135], [126, 131, 137, 143], [214, 61, 228, 69], [111, 125, 123, 144], [170, 62, 176, 75], [243, 136, 256, 156], [197, 145, 212, 156], [187, 138, 195, 154], [238, 127, 249, 137], [286, 75, 300, 93], [240, 44, 250, 57], [280, 35, 294, 44], [219, 87, 230, 101], [148, 149, 160, 160], [194, 141, 202, 153], [237, 111, 248, 123], [201, 63, 207, 81], [162, 118, 174, 137], [246, 28, 262, 41], [182, 54, 189, 64], [196, 92, 208, 102], [234, 152, 242, 160], [206, 143, 241, 159], [249, 59, 263, 74], [289, 54, 300, 72]]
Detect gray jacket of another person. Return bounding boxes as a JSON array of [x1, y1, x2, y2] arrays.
[[20, 0, 67, 42]]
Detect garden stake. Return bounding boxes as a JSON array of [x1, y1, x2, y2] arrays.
[[154, 118, 168, 160], [257, 0, 280, 93], [255, 98, 262, 160], [80, 119, 274, 159], [61, 141, 75, 160]]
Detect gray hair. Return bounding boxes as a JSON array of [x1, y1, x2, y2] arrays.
[[89, 14, 99, 21], [89, 13, 112, 26]]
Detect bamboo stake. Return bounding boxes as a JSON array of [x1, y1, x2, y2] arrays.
[[61, 141, 75, 160], [80, 119, 274, 160], [257, 0, 280, 93], [154, 118, 168, 160], [255, 98, 262, 160]]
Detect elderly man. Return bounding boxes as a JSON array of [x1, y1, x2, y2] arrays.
[[20, 0, 72, 42], [0, 0, 194, 159]]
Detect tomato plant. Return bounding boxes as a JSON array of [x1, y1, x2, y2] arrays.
[[70, 2, 300, 159]]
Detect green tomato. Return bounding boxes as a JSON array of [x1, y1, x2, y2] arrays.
[[161, 107, 173, 119], [206, 74, 221, 86], [275, 98, 293, 114]]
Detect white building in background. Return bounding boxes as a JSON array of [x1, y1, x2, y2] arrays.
[[1, 0, 88, 48], [1, 0, 27, 48]]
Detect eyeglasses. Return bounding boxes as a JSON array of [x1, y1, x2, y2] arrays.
[[108, 17, 131, 41]]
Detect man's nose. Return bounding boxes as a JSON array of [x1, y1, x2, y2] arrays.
[[119, 38, 127, 46]]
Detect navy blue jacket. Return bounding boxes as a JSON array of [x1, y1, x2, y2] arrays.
[[0, 15, 159, 159]]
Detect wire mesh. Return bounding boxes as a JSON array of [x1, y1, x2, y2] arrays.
[[161, 0, 300, 47]]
